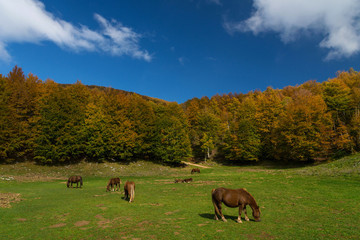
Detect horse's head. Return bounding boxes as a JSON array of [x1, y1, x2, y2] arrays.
[[253, 205, 261, 222]]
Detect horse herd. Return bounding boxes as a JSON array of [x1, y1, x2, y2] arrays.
[[67, 175, 135, 203], [67, 168, 261, 223]]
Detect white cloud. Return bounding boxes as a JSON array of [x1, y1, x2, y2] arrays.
[[224, 0, 360, 60], [0, 0, 151, 62]]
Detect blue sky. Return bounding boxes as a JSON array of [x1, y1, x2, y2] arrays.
[[1, 0, 360, 103]]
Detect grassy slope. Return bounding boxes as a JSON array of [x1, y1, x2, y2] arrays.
[[1, 156, 360, 239]]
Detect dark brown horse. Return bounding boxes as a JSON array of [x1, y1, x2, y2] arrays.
[[67, 176, 83, 188], [106, 177, 121, 192], [182, 178, 193, 183], [124, 181, 135, 203], [212, 187, 261, 223], [191, 168, 200, 174]]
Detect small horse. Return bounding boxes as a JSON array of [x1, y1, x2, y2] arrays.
[[67, 176, 83, 188], [174, 179, 182, 183], [212, 187, 261, 223], [106, 177, 121, 192], [191, 168, 200, 174], [124, 181, 135, 203], [182, 178, 193, 183]]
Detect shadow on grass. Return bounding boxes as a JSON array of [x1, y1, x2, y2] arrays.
[[199, 213, 258, 222], [199, 213, 237, 221]]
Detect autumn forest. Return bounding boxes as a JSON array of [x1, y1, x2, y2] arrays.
[[1, 66, 359, 165]]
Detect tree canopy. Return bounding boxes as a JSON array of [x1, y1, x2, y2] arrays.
[[1, 66, 360, 164]]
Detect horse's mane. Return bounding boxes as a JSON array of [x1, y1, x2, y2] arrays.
[[240, 188, 258, 206]]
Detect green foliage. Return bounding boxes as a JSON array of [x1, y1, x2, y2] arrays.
[[0, 67, 42, 163], [2, 66, 360, 164], [151, 103, 192, 164], [0, 74, 11, 162], [273, 89, 333, 161], [220, 95, 261, 161], [34, 81, 89, 164]]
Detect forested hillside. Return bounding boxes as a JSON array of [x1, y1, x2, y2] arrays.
[[1, 66, 360, 164]]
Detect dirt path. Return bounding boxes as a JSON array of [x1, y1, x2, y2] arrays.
[[181, 161, 212, 169]]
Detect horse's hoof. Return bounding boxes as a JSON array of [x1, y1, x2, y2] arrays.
[[237, 219, 243, 223], [245, 218, 250, 221], [222, 218, 227, 222]]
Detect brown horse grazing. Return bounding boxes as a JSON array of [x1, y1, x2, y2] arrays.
[[211, 187, 261, 223], [174, 179, 182, 183], [106, 178, 121, 192], [182, 178, 193, 183], [67, 176, 83, 188], [191, 168, 200, 174], [124, 181, 135, 203]]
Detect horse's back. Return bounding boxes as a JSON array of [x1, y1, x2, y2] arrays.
[[125, 181, 135, 190], [212, 187, 250, 207], [68, 175, 81, 182]]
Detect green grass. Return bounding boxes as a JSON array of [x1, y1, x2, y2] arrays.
[[1, 157, 360, 239]]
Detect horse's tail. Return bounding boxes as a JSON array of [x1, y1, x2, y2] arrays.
[[211, 189, 222, 217], [80, 176, 83, 187], [67, 179, 70, 188], [130, 185, 135, 202]]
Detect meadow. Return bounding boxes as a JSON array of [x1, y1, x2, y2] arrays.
[[1, 156, 360, 240]]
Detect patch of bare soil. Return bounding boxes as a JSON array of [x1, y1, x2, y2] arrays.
[[55, 213, 70, 222], [137, 220, 151, 227], [97, 219, 111, 229], [181, 161, 212, 168], [153, 179, 174, 184], [96, 203, 108, 210], [164, 209, 180, 215], [49, 223, 67, 228], [95, 214, 111, 229], [94, 194, 107, 197], [17, 218, 27, 222], [12, 175, 64, 182], [140, 203, 164, 207], [74, 220, 90, 227], [194, 180, 225, 186], [0, 193, 21, 208]]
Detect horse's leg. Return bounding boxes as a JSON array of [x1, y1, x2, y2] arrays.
[[214, 201, 227, 222], [243, 206, 249, 221], [237, 204, 245, 223], [125, 190, 128, 200], [211, 197, 219, 220], [213, 208, 219, 221], [218, 203, 227, 222]]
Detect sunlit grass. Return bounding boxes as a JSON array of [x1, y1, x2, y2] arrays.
[[1, 156, 360, 239]]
